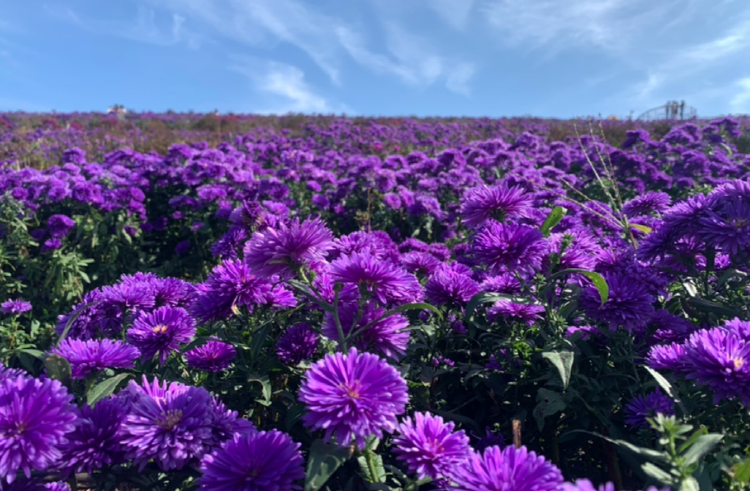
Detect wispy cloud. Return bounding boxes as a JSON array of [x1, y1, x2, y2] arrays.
[[229, 57, 348, 114], [482, 0, 675, 52], [731, 77, 750, 113], [47, 5, 205, 48], [446, 63, 476, 96], [430, 0, 475, 30], [155, 0, 343, 83]]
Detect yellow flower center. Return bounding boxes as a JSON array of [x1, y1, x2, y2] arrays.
[[733, 357, 745, 370], [158, 409, 183, 430], [152, 324, 168, 334]]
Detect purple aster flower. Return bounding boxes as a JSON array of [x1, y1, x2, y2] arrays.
[[488, 300, 545, 325], [425, 265, 480, 306], [211, 226, 249, 260], [50, 338, 140, 379], [175, 240, 191, 255], [229, 200, 266, 231], [59, 398, 128, 475], [384, 193, 402, 209], [322, 302, 410, 360], [450, 445, 563, 491], [199, 430, 304, 491], [276, 323, 319, 365], [44, 482, 70, 491], [580, 273, 655, 332], [41, 238, 62, 252], [100, 282, 156, 312], [471, 221, 548, 274], [127, 306, 196, 364], [460, 183, 533, 229], [0, 300, 31, 316], [121, 377, 216, 471], [622, 192, 671, 218], [0, 372, 78, 483], [299, 348, 409, 449], [480, 273, 522, 294], [392, 412, 471, 480], [400, 251, 443, 276], [243, 217, 334, 278], [189, 260, 278, 323], [560, 480, 616, 491], [624, 389, 675, 429], [698, 193, 750, 256], [329, 252, 424, 306], [646, 343, 689, 373], [46, 214, 75, 238], [332, 231, 400, 262], [185, 339, 237, 372], [683, 327, 750, 404]]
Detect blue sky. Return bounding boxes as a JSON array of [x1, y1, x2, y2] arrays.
[[1, 0, 749, 118]]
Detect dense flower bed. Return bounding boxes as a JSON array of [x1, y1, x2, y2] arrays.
[[1, 114, 750, 490]]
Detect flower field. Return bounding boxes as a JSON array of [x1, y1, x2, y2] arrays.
[[2, 112, 750, 490]]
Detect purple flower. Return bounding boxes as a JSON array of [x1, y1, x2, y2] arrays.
[[622, 192, 671, 218], [121, 377, 216, 471], [244, 217, 334, 278], [450, 445, 563, 491], [276, 323, 319, 365], [299, 348, 409, 449], [329, 252, 424, 306], [683, 327, 750, 404], [127, 306, 196, 364], [488, 300, 545, 325], [0, 372, 78, 483], [46, 214, 75, 238], [175, 240, 191, 255], [400, 251, 443, 276], [185, 339, 237, 372], [322, 302, 410, 360], [199, 430, 304, 491], [580, 273, 655, 332], [59, 398, 128, 474], [0, 300, 31, 316], [189, 260, 284, 322], [624, 389, 675, 429], [211, 226, 249, 260], [41, 238, 62, 252], [51, 338, 140, 379], [392, 412, 471, 480], [425, 265, 480, 306], [646, 343, 689, 372], [460, 183, 533, 229], [471, 221, 548, 274], [560, 480, 616, 491]]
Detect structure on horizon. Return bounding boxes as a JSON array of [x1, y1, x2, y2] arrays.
[[637, 100, 697, 121]]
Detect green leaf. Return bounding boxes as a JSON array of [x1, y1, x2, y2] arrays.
[[542, 351, 575, 390], [630, 223, 652, 234], [87, 373, 131, 406], [552, 269, 609, 305], [540, 206, 566, 237], [357, 451, 386, 484], [682, 434, 723, 467], [305, 439, 351, 491], [733, 457, 750, 483], [44, 354, 72, 387], [641, 462, 674, 484], [644, 366, 676, 400], [247, 375, 272, 406], [686, 297, 739, 317], [679, 477, 700, 491], [532, 388, 566, 431]]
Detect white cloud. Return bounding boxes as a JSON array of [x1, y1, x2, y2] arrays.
[[430, 0, 475, 30], [48, 5, 205, 48], [481, 0, 700, 55], [155, 0, 342, 83], [730, 78, 750, 113], [229, 57, 344, 114], [446, 62, 476, 96]]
